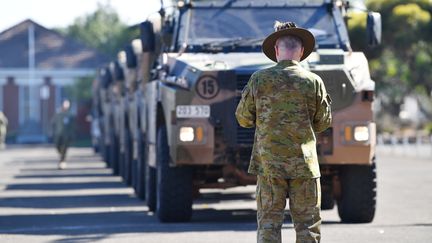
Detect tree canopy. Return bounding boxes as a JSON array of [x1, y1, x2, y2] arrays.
[[59, 3, 139, 102], [348, 0, 432, 128], [60, 3, 139, 59]]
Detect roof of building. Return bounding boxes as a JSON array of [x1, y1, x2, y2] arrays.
[[0, 19, 109, 69]]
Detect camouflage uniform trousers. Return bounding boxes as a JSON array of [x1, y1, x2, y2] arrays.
[[55, 135, 71, 162], [257, 175, 321, 243]]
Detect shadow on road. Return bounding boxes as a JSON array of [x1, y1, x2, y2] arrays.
[[0, 206, 343, 236], [12, 155, 98, 163], [52, 235, 111, 243], [5, 182, 125, 191], [0, 147, 344, 238], [15, 173, 113, 179], [0, 194, 140, 209], [19, 167, 107, 172], [10, 159, 60, 164], [196, 191, 255, 203], [0, 209, 260, 235]]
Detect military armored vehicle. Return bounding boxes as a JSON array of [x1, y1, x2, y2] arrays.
[[96, 65, 120, 175], [119, 40, 147, 198], [93, 43, 148, 196], [110, 0, 382, 223], [111, 56, 135, 186]]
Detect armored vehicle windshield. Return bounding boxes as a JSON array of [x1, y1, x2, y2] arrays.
[[175, 0, 349, 52]]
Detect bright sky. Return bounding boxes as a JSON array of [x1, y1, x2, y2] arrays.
[[0, 0, 163, 32]]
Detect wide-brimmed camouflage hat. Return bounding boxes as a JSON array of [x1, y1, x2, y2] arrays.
[[262, 21, 315, 62]]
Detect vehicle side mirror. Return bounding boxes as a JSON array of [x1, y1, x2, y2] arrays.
[[140, 21, 156, 53], [367, 12, 382, 47], [101, 67, 112, 89], [113, 61, 125, 81], [161, 19, 174, 47], [124, 44, 137, 68]]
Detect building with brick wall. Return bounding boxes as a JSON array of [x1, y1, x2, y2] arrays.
[[0, 19, 108, 143]]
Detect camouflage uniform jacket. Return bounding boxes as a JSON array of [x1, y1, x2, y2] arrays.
[[235, 60, 332, 179]]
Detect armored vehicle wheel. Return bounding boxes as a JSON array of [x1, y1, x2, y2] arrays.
[[100, 132, 109, 167], [134, 135, 146, 200], [110, 132, 120, 175], [337, 162, 376, 223], [156, 126, 193, 222], [103, 143, 110, 167], [321, 190, 335, 210], [131, 148, 138, 194], [93, 142, 100, 154], [321, 176, 335, 210], [123, 128, 133, 185], [145, 142, 157, 211], [119, 151, 125, 180]]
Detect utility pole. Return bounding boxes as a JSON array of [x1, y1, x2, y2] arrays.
[[28, 23, 36, 123]]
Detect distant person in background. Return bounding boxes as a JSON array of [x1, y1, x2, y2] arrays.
[[0, 111, 8, 149], [51, 100, 75, 169]]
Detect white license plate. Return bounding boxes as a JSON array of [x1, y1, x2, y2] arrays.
[[176, 105, 210, 118]]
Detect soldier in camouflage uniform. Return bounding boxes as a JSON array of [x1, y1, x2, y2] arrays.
[[0, 111, 8, 149], [236, 22, 332, 243], [51, 100, 75, 169]]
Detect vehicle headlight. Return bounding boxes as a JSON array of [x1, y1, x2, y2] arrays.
[[179, 127, 194, 142], [354, 126, 369, 142]]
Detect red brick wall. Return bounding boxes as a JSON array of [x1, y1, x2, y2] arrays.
[[77, 100, 91, 138], [3, 77, 19, 133], [39, 77, 56, 134]]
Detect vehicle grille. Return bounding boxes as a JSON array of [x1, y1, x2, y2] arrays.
[[236, 74, 255, 145]]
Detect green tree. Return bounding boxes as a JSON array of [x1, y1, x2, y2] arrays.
[[64, 76, 94, 103], [58, 3, 139, 105], [348, 0, 432, 122], [61, 3, 139, 58]]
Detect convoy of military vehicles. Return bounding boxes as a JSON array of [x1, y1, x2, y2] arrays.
[[92, 0, 382, 223]]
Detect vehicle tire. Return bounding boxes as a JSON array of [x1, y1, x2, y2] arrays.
[[110, 131, 120, 175], [100, 131, 109, 167], [156, 126, 193, 222], [123, 128, 133, 185], [103, 142, 110, 167], [107, 132, 115, 169], [131, 146, 138, 193], [93, 144, 100, 154], [337, 162, 376, 223], [119, 150, 125, 181], [131, 135, 138, 195], [124, 44, 137, 68], [145, 158, 157, 212], [140, 21, 156, 52], [321, 190, 335, 210], [321, 176, 335, 210], [134, 135, 146, 200]]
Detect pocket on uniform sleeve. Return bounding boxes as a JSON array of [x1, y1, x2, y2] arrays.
[[300, 141, 318, 162], [300, 141, 320, 176]]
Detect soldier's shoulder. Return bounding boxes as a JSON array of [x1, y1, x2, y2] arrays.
[[251, 67, 276, 79], [296, 67, 323, 83], [251, 69, 267, 77]]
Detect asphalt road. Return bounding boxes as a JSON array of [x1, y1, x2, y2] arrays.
[[0, 146, 431, 243]]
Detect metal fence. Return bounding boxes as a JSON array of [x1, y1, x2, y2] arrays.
[[376, 134, 432, 159]]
